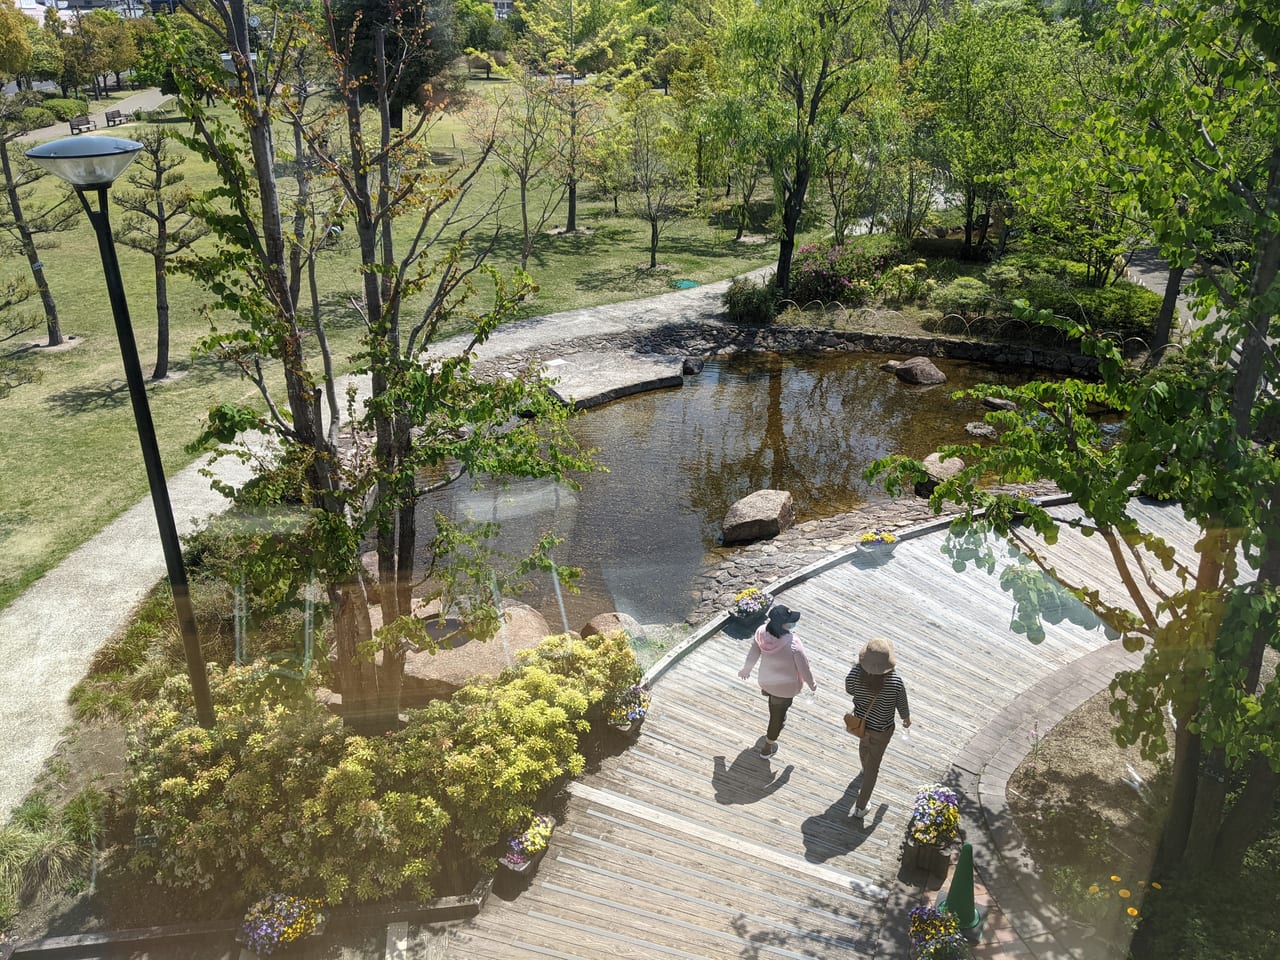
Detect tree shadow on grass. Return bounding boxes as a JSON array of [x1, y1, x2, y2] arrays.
[[43, 379, 130, 416]]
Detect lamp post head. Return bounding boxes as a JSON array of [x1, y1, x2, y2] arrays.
[[25, 136, 144, 189]]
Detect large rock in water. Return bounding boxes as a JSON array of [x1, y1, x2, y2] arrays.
[[881, 356, 947, 385], [722, 489, 795, 544], [581, 611, 646, 644], [400, 600, 551, 705], [915, 452, 965, 498]]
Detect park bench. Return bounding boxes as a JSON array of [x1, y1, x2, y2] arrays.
[[105, 109, 128, 127], [69, 114, 96, 135]]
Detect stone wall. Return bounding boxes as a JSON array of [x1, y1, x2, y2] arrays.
[[477, 320, 1102, 380]]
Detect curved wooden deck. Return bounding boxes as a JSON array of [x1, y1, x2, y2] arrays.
[[444, 499, 1202, 959]]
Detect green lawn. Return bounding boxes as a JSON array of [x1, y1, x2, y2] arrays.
[[0, 88, 781, 611]]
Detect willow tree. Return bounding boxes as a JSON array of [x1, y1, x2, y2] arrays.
[[166, 0, 590, 731]]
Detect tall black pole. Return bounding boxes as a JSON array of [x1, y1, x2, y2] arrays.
[[82, 186, 216, 728]]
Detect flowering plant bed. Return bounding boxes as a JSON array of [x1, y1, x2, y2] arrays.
[[859, 529, 898, 544], [908, 784, 960, 847], [908, 905, 970, 959], [499, 814, 555, 872], [606, 684, 651, 727], [729, 588, 772, 619], [238, 894, 326, 955]]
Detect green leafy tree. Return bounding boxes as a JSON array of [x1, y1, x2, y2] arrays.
[[23, 11, 64, 88], [515, 0, 651, 231], [466, 59, 565, 268], [0, 93, 78, 347], [618, 87, 691, 268], [870, 0, 1280, 880], [918, 2, 1075, 258], [0, 274, 39, 400], [0, 0, 32, 81], [112, 128, 210, 381], [168, 1, 592, 732], [722, 0, 886, 292]]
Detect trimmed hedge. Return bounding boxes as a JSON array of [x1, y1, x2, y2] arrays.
[[40, 98, 90, 121]]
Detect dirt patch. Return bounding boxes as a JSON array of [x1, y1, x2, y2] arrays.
[[1007, 690, 1168, 945]]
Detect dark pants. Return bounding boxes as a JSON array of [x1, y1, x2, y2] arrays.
[[765, 693, 793, 741], [857, 726, 895, 808]]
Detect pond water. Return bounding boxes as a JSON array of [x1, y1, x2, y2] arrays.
[[419, 351, 1038, 629]]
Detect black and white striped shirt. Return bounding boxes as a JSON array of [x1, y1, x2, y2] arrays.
[[844, 664, 910, 732]]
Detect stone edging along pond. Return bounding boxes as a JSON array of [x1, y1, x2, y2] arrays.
[[477, 317, 1104, 380]]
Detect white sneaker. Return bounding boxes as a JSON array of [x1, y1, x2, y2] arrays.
[[852, 805, 869, 818]]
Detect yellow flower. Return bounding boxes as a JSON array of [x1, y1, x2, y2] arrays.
[[1119, 889, 1131, 898], [1110, 875, 1121, 882], [1151, 881, 1163, 890], [1127, 907, 1139, 917], [1088, 885, 1099, 894]]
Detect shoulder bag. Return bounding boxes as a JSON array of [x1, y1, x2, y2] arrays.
[[843, 688, 881, 738]]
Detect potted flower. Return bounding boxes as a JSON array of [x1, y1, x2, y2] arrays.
[[905, 784, 961, 877], [498, 813, 555, 874], [238, 894, 326, 956], [908, 905, 971, 959], [859, 529, 898, 546], [606, 683, 651, 735], [729, 587, 772, 626]]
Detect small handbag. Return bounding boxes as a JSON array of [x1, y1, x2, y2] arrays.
[[842, 688, 881, 738]]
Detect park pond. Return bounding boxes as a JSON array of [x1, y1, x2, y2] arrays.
[[419, 349, 1043, 629]]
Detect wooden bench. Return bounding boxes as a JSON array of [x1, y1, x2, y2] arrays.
[[69, 114, 96, 134], [105, 108, 128, 127]]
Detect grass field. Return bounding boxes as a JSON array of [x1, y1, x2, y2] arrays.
[[0, 83, 783, 611]]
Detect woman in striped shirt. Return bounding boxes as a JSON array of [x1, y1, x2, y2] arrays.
[[844, 637, 911, 818]]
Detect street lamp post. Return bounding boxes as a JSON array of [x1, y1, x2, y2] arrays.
[[27, 136, 216, 728]]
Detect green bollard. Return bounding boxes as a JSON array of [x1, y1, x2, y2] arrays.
[[938, 842, 988, 943]]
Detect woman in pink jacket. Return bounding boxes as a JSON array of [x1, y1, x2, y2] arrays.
[[738, 604, 817, 757]]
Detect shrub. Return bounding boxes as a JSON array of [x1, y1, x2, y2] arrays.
[[723, 276, 777, 324], [789, 240, 901, 305], [982, 263, 1022, 296], [880, 260, 934, 304], [1022, 278, 1159, 337], [932, 277, 995, 317], [20, 107, 55, 130], [40, 98, 89, 121], [126, 664, 448, 904], [124, 631, 640, 903]]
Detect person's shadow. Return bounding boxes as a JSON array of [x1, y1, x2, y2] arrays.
[[800, 777, 885, 863], [711, 748, 794, 804]]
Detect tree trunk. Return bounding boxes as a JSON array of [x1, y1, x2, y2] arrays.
[[1, 144, 62, 346], [1154, 717, 1200, 874], [1212, 756, 1280, 873], [962, 189, 976, 257], [566, 177, 577, 232], [520, 178, 531, 268], [649, 218, 658, 269], [152, 257, 170, 380], [1182, 746, 1229, 869]]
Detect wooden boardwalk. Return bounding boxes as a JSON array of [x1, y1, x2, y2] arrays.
[[444, 498, 1204, 959]]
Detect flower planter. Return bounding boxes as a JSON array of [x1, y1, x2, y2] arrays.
[[905, 839, 952, 879], [729, 610, 767, 629], [499, 814, 555, 876], [609, 717, 645, 738]]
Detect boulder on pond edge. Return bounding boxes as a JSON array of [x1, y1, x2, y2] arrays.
[[581, 611, 647, 644], [723, 489, 795, 544], [915, 452, 965, 498]]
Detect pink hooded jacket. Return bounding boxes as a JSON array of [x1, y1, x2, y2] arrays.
[[740, 624, 816, 698]]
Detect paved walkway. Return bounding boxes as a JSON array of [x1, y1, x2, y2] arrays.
[[17, 88, 173, 144]]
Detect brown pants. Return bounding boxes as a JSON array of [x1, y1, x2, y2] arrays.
[[857, 726, 895, 809]]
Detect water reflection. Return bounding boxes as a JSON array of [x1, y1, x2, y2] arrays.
[[418, 352, 1037, 628]]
